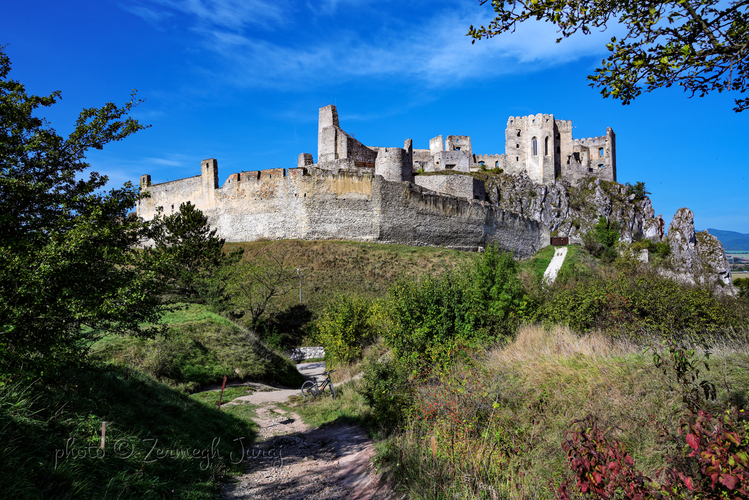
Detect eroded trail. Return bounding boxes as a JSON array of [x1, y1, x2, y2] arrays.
[[220, 363, 393, 500]]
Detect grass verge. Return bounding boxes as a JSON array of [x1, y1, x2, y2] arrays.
[[0, 364, 258, 499], [91, 303, 303, 392]]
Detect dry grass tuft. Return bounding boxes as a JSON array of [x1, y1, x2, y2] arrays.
[[492, 324, 637, 363]]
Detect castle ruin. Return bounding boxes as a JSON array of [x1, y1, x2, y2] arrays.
[[136, 105, 618, 256]]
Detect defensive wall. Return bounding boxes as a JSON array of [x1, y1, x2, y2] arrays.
[[138, 162, 546, 258]]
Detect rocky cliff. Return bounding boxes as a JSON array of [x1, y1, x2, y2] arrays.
[[667, 208, 734, 292], [481, 172, 734, 294], [483, 173, 658, 243]]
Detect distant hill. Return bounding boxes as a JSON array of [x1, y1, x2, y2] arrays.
[[705, 229, 749, 251]]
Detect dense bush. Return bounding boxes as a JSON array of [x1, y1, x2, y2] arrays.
[[385, 244, 527, 369], [583, 216, 620, 262], [314, 295, 382, 366], [359, 356, 413, 429], [537, 269, 744, 336]]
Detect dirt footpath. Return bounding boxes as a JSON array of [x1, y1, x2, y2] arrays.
[[220, 363, 395, 500]]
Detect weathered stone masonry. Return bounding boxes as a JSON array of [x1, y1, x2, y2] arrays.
[[138, 164, 546, 258]]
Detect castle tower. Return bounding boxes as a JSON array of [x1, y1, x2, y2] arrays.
[[318, 105, 341, 163], [375, 145, 413, 183], [201, 158, 218, 209], [505, 114, 558, 183]]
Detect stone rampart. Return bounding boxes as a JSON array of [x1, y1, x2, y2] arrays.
[[414, 173, 486, 201], [138, 164, 547, 258]]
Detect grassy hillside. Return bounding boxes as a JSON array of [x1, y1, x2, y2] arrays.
[[92, 303, 303, 391], [225, 240, 478, 344], [0, 365, 257, 499]]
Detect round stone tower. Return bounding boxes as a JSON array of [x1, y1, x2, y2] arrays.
[[375, 145, 413, 183]]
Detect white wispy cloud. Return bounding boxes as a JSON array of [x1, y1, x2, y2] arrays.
[[126, 0, 288, 30], [128, 0, 620, 89]]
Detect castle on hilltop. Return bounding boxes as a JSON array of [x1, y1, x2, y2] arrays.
[[136, 105, 617, 256], [309, 105, 616, 187]]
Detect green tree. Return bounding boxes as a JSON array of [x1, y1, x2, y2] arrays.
[[222, 247, 297, 331], [625, 181, 651, 200], [147, 201, 239, 301], [468, 243, 527, 334], [0, 48, 164, 379], [469, 0, 749, 111]]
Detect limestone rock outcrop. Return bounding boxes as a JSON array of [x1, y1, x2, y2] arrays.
[[485, 173, 656, 243], [667, 208, 734, 292]]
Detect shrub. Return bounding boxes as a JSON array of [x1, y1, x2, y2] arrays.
[[314, 295, 380, 366], [538, 269, 742, 337], [583, 216, 620, 262], [359, 356, 412, 429], [384, 245, 527, 369], [736, 278, 749, 300]]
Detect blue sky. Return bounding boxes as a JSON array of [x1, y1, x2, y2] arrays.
[[3, 0, 748, 232]]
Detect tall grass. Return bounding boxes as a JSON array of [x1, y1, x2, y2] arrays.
[[376, 324, 749, 499]]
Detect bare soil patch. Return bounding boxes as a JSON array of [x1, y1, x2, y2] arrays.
[[220, 363, 395, 500]]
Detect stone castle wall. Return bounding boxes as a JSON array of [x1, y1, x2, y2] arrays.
[[138, 163, 547, 258]]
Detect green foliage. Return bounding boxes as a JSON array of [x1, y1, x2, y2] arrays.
[[735, 278, 749, 299], [221, 247, 297, 331], [0, 47, 164, 380], [632, 238, 671, 258], [583, 216, 620, 262], [469, 0, 749, 112], [0, 365, 257, 499], [468, 244, 529, 333], [359, 357, 413, 430], [538, 270, 744, 336], [146, 201, 241, 302], [384, 244, 527, 369], [314, 295, 380, 366], [625, 181, 651, 200]]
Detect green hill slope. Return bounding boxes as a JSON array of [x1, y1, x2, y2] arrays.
[[92, 303, 303, 391]]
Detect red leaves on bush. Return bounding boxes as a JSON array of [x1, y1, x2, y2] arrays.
[[557, 414, 657, 500], [557, 408, 749, 500]]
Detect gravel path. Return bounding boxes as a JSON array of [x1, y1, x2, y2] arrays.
[[220, 363, 395, 500], [543, 246, 568, 284]]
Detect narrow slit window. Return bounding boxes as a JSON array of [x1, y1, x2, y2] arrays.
[[531, 137, 538, 156], [544, 137, 549, 156]]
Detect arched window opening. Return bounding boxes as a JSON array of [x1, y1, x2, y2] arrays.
[[516, 129, 521, 137], [544, 137, 549, 156], [495, 161, 499, 168], [599, 147, 604, 157], [598, 164, 604, 169], [531, 137, 538, 156]]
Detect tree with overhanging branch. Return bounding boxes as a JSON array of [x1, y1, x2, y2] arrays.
[[0, 47, 166, 379], [469, 0, 749, 111]]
